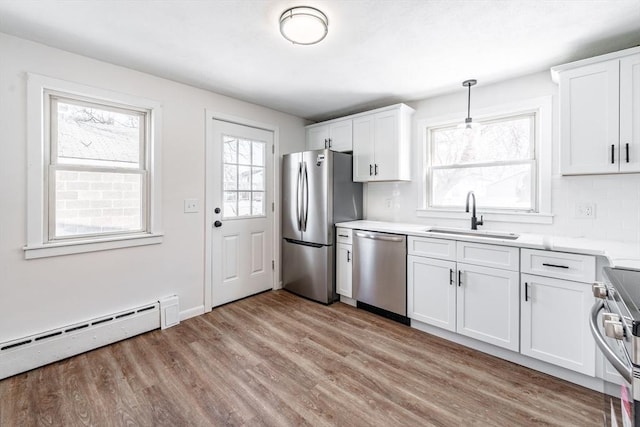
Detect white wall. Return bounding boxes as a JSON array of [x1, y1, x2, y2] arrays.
[[366, 71, 640, 243], [0, 33, 306, 343]]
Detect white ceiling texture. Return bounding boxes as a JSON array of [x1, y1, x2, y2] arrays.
[[0, 0, 638, 121]]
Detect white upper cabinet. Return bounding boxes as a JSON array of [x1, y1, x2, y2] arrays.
[[306, 119, 353, 152], [352, 104, 414, 182], [552, 47, 640, 175]]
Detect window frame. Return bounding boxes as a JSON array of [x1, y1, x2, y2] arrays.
[[417, 96, 553, 224], [25, 73, 163, 259]]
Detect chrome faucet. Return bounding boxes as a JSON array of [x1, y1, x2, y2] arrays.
[[465, 191, 483, 230]]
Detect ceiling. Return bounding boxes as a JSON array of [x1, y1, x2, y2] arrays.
[[0, 0, 639, 122]]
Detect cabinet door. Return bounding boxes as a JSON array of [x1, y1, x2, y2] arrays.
[[620, 54, 640, 173], [559, 60, 620, 174], [328, 120, 353, 152], [408, 256, 456, 331], [336, 243, 352, 298], [306, 125, 329, 151], [352, 115, 374, 182], [456, 263, 520, 351], [372, 110, 399, 181], [520, 274, 595, 376]]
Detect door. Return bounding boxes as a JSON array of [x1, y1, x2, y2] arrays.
[[456, 263, 520, 351], [560, 60, 620, 174], [301, 149, 330, 245], [306, 125, 329, 150], [620, 54, 640, 172], [336, 242, 352, 298], [352, 115, 374, 182], [211, 119, 274, 307], [282, 152, 302, 241], [407, 255, 457, 332], [328, 119, 353, 152], [520, 274, 595, 375], [372, 110, 398, 181]]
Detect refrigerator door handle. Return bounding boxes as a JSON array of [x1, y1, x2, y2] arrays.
[[303, 161, 309, 231], [296, 162, 302, 231]]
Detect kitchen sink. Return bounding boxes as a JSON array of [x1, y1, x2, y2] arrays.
[[426, 227, 520, 240]]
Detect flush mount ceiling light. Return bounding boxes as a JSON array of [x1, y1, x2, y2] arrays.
[[279, 6, 328, 45]]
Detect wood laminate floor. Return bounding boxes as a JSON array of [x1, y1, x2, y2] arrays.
[[1, 290, 601, 426]]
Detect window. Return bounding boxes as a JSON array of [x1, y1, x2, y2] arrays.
[[50, 96, 147, 239], [429, 114, 535, 211], [420, 96, 552, 223], [26, 74, 163, 259], [222, 135, 265, 218]]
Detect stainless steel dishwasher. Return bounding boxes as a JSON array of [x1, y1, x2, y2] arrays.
[[353, 230, 408, 324]]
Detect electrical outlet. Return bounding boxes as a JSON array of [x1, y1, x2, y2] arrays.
[[385, 198, 393, 208], [184, 198, 199, 213], [575, 202, 596, 219]]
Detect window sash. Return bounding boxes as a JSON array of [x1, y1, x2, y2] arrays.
[[427, 112, 538, 213], [49, 95, 147, 169], [48, 166, 148, 241]]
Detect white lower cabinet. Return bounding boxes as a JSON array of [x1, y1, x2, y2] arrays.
[[407, 255, 456, 332], [336, 242, 353, 298], [407, 237, 520, 351], [520, 273, 595, 376], [457, 263, 520, 351]]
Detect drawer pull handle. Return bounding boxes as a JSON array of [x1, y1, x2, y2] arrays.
[[449, 268, 453, 286], [338, 234, 349, 238], [347, 250, 351, 262], [542, 263, 569, 269]]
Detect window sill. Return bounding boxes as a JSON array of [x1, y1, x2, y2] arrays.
[[23, 233, 164, 259], [416, 209, 553, 225]]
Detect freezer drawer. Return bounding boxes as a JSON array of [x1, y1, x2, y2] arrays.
[[282, 238, 336, 304], [353, 230, 407, 316]]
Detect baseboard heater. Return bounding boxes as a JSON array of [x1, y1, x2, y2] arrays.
[[0, 301, 161, 380]]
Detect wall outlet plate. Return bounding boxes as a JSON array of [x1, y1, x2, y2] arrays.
[[575, 202, 596, 219], [184, 198, 199, 213]]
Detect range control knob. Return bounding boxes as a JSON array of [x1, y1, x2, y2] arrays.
[[603, 312, 620, 327], [592, 282, 608, 299], [604, 320, 625, 341]]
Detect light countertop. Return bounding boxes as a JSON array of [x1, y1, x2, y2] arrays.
[[336, 220, 640, 270]]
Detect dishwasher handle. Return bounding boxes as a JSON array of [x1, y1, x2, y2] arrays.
[[354, 231, 404, 242]]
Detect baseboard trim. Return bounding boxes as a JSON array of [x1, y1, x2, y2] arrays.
[[180, 305, 205, 321]]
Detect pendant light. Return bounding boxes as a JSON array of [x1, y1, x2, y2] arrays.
[[279, 6, 329, 45], [458, 79, 482, 143]]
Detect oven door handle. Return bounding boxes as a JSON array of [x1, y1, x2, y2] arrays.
[[590, 300, 633, 383]]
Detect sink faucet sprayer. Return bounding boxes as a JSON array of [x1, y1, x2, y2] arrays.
[[465, 191, 483, 230]]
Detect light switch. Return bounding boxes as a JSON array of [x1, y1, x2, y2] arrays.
[[184, 198, 199, 213]]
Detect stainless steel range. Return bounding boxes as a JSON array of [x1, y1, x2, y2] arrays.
[[591, 267, 640, 426]]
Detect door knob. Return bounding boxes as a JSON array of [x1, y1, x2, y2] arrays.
[[214, 220, 222, 228], [214, 207, 221, 214]]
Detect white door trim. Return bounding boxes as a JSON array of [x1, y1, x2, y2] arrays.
[[204, 110, 280, 312]]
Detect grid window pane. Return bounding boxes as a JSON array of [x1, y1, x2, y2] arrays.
[[55, 99, 142, 168], [54, 170, 142, 237], [222, 134, 267, 218]]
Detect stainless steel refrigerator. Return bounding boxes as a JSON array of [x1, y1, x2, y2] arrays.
[[282, 149, 362, 304]]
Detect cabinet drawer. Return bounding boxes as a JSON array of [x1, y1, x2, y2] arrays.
[[408, 236, 456, 261], [521, 249, 595, 282], [456, 241, 519, 271], [336, 228, 353, 244]]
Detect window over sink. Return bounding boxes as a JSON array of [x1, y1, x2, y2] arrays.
[[419, 96, 552, 224]]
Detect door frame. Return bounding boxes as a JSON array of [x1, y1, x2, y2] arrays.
[[204, 110, 280, 311]]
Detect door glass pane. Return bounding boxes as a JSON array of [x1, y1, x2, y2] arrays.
[[55, 99, 143, 168], [238, 192, 251, 216], [223, 165, 237, 190], [252, 167, 264, 191], [238, 139, 251, 165], [224, 192, 237, 217], [252, 192, 264, 216], [223, 138, 237, 163], [238, 166, 251, 190], [54, 170, 142, 238], [252, 141, 264, 166]]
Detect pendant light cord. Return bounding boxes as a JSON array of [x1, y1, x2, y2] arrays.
[[467, 83, 471, 120]]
